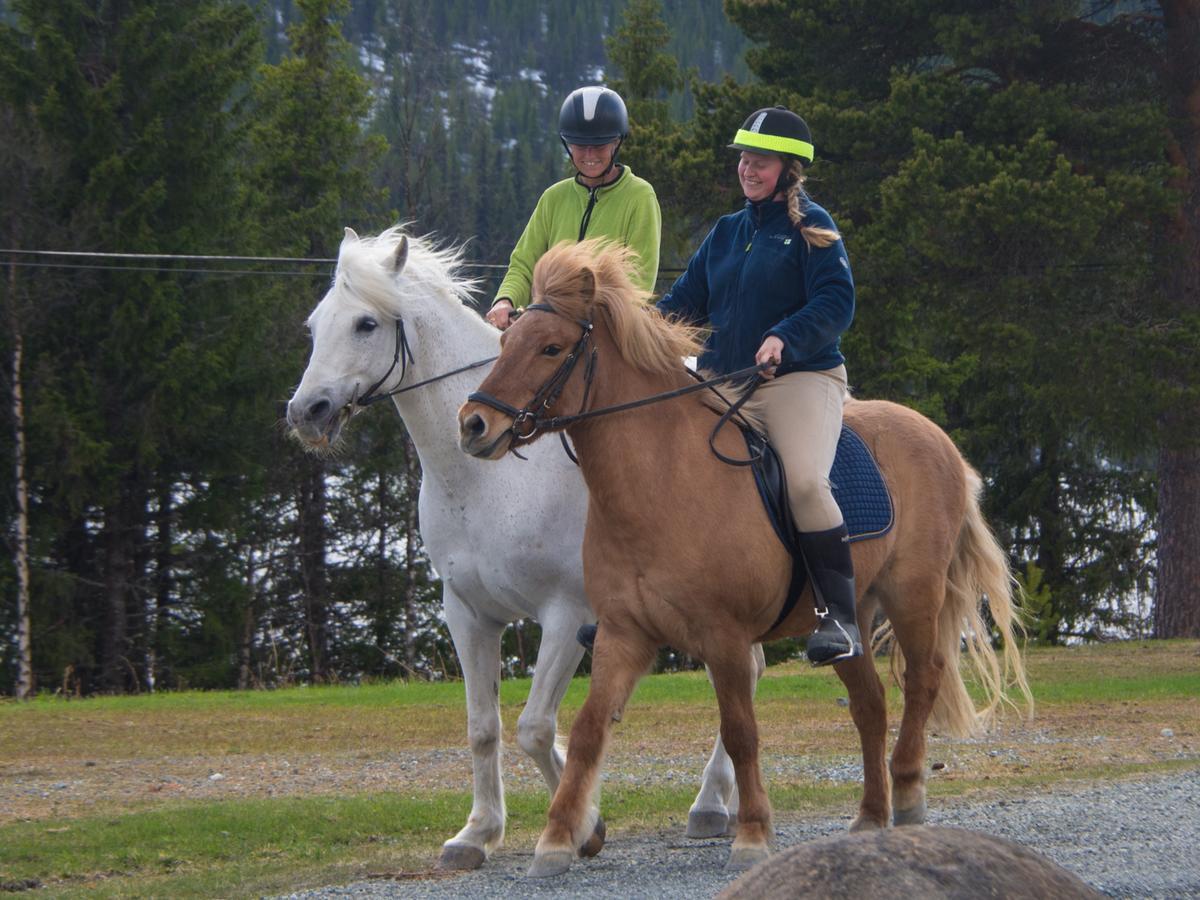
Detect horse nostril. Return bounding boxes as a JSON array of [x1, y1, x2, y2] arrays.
[[307, 398, 331, 422], [465, 413, 486, 438]]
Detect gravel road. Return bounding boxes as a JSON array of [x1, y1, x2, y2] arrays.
[[284, 768, 1199, 899]]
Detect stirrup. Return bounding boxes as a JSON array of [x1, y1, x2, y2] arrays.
[[806, 613, 862, 667]]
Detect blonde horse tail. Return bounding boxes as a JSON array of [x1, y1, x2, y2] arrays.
[[882, 465, 1034, 736], [930, 466, 1034, 736]]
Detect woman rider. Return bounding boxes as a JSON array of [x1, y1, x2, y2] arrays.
[[486, 86, 662, 331], [657, 107, 862, 666]]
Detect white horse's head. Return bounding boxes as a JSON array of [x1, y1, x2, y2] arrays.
[[286, 226, 475, 450]]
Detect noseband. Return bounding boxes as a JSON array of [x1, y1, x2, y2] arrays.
[[466, 303, 598, 441]]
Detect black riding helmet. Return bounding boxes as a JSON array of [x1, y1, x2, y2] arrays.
[[729, 106, 814, 200], [559, 86, 628, 184], [559, 86, 629, 145]]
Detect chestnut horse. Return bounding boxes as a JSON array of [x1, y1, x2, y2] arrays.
[[458, 240, 1032, 876]]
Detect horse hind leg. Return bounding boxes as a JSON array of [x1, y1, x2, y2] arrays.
[[688, 733, 736, 838], [886, 576, 950, 826], [832, 644, 890, 831], [514, 611, 605, 853], [687, 643, 764, 838]]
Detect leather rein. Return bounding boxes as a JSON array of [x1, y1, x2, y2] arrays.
[[353, 316, 498, 408]]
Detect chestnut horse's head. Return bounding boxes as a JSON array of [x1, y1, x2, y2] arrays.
[[458, 239, 701, 459]]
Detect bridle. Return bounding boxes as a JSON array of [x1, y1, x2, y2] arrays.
[[353, 316, 498, 408], [467, 303, 599, 448], [466, 302, 772, 464]]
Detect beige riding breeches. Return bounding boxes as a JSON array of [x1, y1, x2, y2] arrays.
[[737, 365, 848, 533]]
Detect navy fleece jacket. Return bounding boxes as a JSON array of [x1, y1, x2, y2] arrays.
[[656, 198, 854, 375]]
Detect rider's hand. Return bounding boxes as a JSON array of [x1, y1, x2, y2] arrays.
[[486, 299, 515, 330], [755, 335, 785, 379]]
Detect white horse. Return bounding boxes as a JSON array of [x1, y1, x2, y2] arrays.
[[286, 226, 743, 868]]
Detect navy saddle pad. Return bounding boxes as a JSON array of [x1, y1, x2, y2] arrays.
[[745, 424, 894, 550], [744, 424, 893, 633]]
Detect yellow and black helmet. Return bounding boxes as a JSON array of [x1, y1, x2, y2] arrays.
[[728, 106, 814, 163]]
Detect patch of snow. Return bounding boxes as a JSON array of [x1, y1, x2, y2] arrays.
[[517, 68, 548, 94]]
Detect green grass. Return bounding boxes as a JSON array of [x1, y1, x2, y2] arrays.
[[0, 658, 841, 718], [0, 792, 470, 898], [1, 640, 1197, 897], [1030, 670, 1200, 703]]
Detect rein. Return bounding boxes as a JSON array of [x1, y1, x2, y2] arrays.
[[467, 303, 770, 463], [354, 317, 498, 408]]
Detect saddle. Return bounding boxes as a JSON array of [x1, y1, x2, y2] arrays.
[[744, 424, 894, 632]]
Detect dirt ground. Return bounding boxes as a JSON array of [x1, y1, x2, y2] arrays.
[[2, 643, 1197, 825], [3, 700, 1195, 826]]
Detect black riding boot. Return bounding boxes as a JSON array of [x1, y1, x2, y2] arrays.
[[797, 524, 863, 666], [576, 623, 598, 651]]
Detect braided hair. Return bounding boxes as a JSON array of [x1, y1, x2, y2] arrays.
[[783, 159, 840, 249]]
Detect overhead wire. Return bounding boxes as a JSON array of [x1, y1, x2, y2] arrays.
[[0, 247, 684, 279]]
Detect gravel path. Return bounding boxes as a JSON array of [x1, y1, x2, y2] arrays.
[[284, 769, 1200, 900]]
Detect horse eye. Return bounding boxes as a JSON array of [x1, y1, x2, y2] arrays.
[[355, 316, 378, 334], [542, 344, 562, 357]]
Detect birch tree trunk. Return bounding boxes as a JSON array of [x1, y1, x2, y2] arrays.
[[401, 433, 421, 677], [9, 260, 34, 699]]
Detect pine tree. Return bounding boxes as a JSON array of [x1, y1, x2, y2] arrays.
[[604, 0, 692, 268], [246, 0, 389, 682], [661, 0, 1190, 639], [1152, 0, 1200, 637], [1, 0, 264, 692]]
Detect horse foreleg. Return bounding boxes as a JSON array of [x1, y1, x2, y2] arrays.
[[438, 592, 507, 870], [707, 644, 772, 871], [688, 642, 765, 838], [528, 624, 657, 878], [832, 650, 890, 830]]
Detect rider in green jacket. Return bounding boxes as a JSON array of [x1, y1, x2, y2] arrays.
[[487, 86, 662, 330]]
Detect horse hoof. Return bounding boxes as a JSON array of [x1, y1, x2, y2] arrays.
[[687, 808, 731, 838], [437, 842, 486, 870], [894, 799, 927, 826], [849, 813, 887, 833], [726, 846, 770, 871], [579, 817, 606, 857], [527, 849, 574, 878]]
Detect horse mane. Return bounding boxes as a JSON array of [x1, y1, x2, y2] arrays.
[[532, 239, 703, 376], [333, 225, 478, 318]]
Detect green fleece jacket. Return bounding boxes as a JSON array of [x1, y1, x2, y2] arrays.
[[494, 166, 661, 307]]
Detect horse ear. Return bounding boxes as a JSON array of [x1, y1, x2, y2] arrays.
[[578, 266, 596, 302], [343, 227, 359, 242], [392, 235, 409, 274]]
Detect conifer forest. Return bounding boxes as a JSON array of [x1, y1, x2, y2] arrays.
[[2, 0, 1198, 695]]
